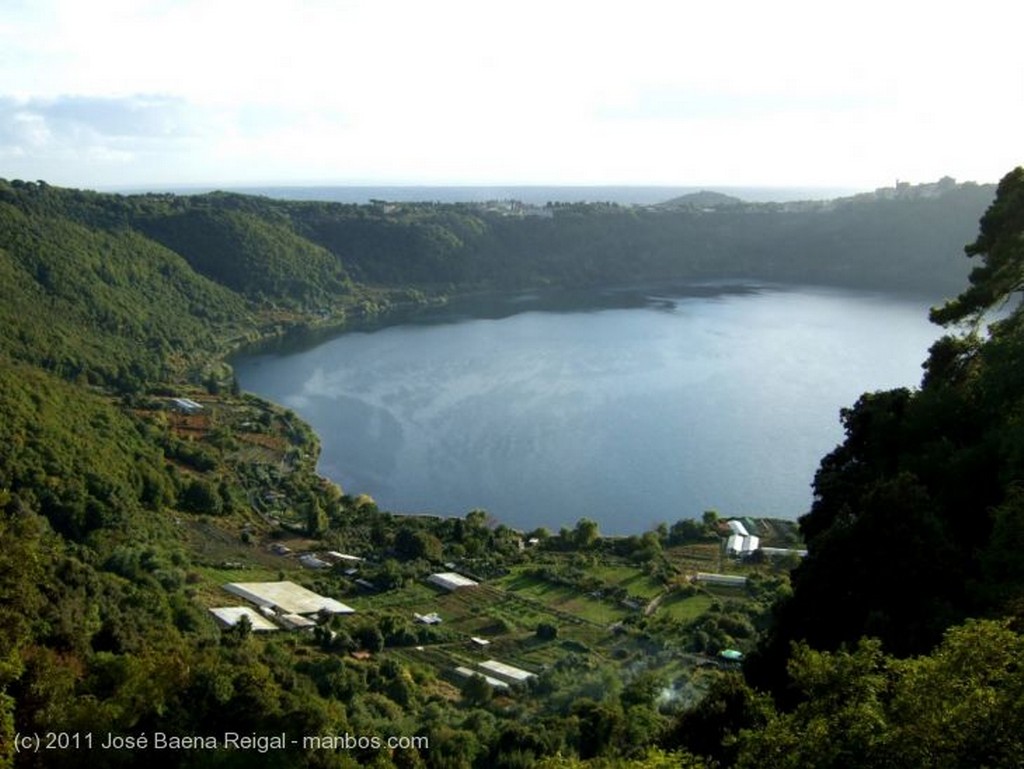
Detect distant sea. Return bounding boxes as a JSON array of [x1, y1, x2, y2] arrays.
[[112, 184, 864, 206]]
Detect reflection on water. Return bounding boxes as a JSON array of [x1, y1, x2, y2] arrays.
[[234, 283, 943, 534]]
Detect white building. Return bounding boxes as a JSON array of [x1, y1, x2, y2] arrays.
[[726, 520, 750, 537], [453, 666, 509, 690], [726, 534, 760, 556], [478, 660, 536, 684], [278, 613, 317, 630], [299, 554, 330, 570], [323, 551, 363, 564], [209, 607, 279, 632], [171, 397, 204, 414], [224, 581, 355, 615], [694, 572, 749, 587], [759, 547, 808, 558], [428, 572, 479, 591]]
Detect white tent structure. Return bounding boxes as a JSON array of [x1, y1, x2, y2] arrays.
[[427, 572, 478, 590], [726, 520, 750, 537], [726, 534, 760, 556], [478, 660, 536, 684]]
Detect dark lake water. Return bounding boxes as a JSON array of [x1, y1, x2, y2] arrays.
[[233, 284, 945, 534]]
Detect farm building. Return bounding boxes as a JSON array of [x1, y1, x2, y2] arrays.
[[759, 547, 808, 558], [694, 572, 749, 588], [478, 660, 536, 684], [414, 612, 443, 625], [453, 667, 509, 690], [278, 613, 317, 630], [171, 397, 204, 414], [299, 554, 329, 570], [726, 533, 760, 556], [428, 572, 478, 591], [726, 520, 750, 537], [322, 551, 363, 564], [223, 581, 355, 615], [209, 607, 279, 632]]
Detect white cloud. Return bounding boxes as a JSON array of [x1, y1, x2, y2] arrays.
[[0, 0, 1021, 187]]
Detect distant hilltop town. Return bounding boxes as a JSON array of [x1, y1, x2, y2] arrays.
[[649, 176, 980, 214], [363, 176, 981, 218], [868, 175, 966, 201]]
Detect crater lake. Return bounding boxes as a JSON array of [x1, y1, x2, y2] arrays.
[[233, 283, 947, 535]]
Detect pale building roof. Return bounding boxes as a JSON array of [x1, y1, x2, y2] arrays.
[[727, 520, 750, 537], [479, 659, 536, 683], [428, 572, 478, 590], [453, 666, 509, 690], [209, 607, 278, 632], [726, 534, 760, 554], [695, 572, 749, 586], [224, 581, 355, 615]]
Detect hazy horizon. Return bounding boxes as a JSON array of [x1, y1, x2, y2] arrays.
[[99, 182, 869, 205]]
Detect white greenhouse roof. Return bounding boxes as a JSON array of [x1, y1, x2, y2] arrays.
[[453, 666, 509, 690], [695, 572, 749, 586], [209, 607, 279, 632], [479, 659, 536, 683], [428, 572, 479, 590], [760, 547, 809, 558], [224, 581, 355, 615], [325, 551, 363, 562], [279, 613, 317, 630], [726, 534, 760, 554], [727, 520, 750, 537]]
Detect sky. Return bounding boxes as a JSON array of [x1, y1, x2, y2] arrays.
[[0, 0, 1021, 191]]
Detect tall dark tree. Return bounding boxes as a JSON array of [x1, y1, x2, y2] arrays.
[[748, 167, 1024, 705], [931, 167, 1024, 326]]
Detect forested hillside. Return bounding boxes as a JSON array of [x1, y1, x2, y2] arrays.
[[0, 187, 253, 388], [672, 169, 1024, 767], [3, 176, 998, 302], [0, 172, 1022, 768]]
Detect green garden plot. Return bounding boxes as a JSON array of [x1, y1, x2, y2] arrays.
[[494, 572, 631, 625], [657, 591, 716, 622], [584, 563, 666, 599]]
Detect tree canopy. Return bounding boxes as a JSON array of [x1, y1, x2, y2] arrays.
[[931, 167, 1024, 325]]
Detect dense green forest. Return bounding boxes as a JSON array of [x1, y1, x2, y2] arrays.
[[1, 172, 1023, 767]]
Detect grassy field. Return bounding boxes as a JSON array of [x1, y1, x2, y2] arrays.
[[494, 571, 632, 625], [657, 591, 716, 621], [585, 563, 665, 598]]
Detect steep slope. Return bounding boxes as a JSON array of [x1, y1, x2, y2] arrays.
[[136, 206, 353, 307], [0, 184, 254, 387]]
